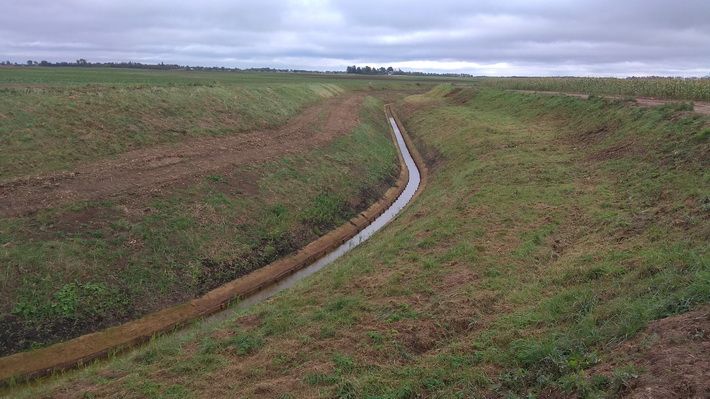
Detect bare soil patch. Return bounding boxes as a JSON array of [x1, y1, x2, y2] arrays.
[[0, 93, 364, 217], [590, 305, 710, 398], [572, 126, 614, 147], [586, 138, 647, 162]]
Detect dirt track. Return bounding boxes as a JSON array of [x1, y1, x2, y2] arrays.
[[509, 90, 710, 115], [0, 93, 364, 217]]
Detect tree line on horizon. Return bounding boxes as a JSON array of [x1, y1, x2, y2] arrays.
[[346, 65, 395, 75], [0, 59, 474, 77], [2, 60, 706, 80], [1, 59, 257, 72], [345, 65, 474, 77]]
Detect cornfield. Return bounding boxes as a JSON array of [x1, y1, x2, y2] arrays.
[[476, 77, 710, 102]]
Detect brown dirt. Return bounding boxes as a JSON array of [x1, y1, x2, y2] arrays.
[[589, 305, 710, 398], [0, 93, 365, 218], [636, 97, 710, 115], [573, 126, 614, 146], [509, 90, 710, 115], [444, 87, 477, 105], [586, 138, 647, 161]]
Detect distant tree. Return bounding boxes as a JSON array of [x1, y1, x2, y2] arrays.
[[26, 60, 34, 65], [40, 60, 49, 66], [346, 65, 400, 75], [76, 58, 87, 65]]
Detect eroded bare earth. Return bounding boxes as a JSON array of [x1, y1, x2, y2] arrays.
[[591, 305, 710, 398], [0, 93, 364, 217]]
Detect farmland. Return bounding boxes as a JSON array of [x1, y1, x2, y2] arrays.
[[477, 76, 710, 102], [6, 80, 708, 397]]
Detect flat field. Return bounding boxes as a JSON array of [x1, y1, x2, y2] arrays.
[[477, 76, 710, 102]]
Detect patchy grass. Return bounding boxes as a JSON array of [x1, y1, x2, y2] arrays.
[[0, 82, 343, 178], [7, 86, 709, 398], [0, 95, 398, 355], [0, 67, 452, 179], [476, 76, 710, 101]]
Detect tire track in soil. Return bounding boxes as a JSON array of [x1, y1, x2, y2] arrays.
[[0, 93, 365, 218]]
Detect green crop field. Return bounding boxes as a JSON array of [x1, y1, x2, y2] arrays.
[[0, 66, 464, 88], [9, 83, 708, 398], [476, 76, 710, 102]]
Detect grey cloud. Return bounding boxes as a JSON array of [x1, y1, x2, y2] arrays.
[[0, 0, 708, 76]]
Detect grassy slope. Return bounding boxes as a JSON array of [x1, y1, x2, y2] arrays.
[[10, 87, 709, 398], [0, 81, 344, 178], [0, 96, 398, 355], [0, 67, 444, 179]]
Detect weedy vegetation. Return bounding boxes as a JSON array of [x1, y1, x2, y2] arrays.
[[477, 76, 710, 101]]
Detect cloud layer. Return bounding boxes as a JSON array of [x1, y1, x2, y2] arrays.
[[1, 0, 709, 76]]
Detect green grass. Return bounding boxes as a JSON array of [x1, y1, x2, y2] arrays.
[[0, 66, 466, 88], [7, 85, 709, 398], [0, 67, 449, 179], [0, 81, 343, 178], [477, 76, 710, 101], [0, 95, 399, 355]]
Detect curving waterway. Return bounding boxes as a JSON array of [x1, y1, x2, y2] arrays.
[[0, 112, 422, 385], [226, 116, 421, 312]]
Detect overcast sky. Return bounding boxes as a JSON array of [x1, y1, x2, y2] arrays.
[[1, 0, 709, 76]]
